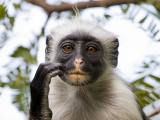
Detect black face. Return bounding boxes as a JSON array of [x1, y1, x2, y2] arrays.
[[56, 32, 106, 86]]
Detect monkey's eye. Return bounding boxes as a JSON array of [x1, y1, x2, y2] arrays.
[[63, 45, 73, 52], [87, 46, 97, 54]]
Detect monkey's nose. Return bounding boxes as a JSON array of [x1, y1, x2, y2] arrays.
[[74, 59, 83, 65]]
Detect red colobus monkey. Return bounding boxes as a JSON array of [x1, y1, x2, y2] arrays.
[[29, 18, 149, 120]]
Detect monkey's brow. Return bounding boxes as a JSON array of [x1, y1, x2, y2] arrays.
[[61, 33, 97, 42]]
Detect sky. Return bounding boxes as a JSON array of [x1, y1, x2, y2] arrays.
[[0, 0, 160, 120]]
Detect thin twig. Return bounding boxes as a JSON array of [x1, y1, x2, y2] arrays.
[[146, 106, 160, 118], [26, 0, 139, 14]]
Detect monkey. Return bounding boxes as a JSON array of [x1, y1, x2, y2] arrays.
[[29, 18, 149, 120]]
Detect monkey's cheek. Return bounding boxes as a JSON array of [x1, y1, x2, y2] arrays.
[[67, 74, 89, 84]]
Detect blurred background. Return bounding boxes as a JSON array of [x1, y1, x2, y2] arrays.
[[0, 0, 160, 119]]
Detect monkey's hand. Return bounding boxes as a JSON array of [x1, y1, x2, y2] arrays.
[[29, 62, 64, 120]]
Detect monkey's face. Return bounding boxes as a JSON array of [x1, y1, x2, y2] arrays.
[[56, 33, 106, 86]]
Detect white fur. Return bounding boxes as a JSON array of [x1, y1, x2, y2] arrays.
[[49, 69, 142, 120], [47, 18, 143, 120]]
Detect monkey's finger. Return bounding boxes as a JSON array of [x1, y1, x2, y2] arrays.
[[40, 63, 63, 80], [58, 65, 66, 72], [31, 63, 53, 89], [35, 70, 63, 95], [32, 67, 62, 90], [44, 70, 63, 86], [34, 62, 53, 79]]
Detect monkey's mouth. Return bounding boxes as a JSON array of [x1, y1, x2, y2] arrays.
[[69, 71, 88, 75], [67, 71, 89, 83]]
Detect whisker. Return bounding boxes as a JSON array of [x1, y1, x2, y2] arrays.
[[102, 57, 107, 65], [99, 59, 104, 72], [83, 81, 87, 86], [78, 83, 80, 94], [80, 83, 89, 98]]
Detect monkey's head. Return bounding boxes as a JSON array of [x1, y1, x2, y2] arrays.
[[45, 19, 119, 86]]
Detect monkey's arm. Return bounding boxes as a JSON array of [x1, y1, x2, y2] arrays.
[[29, 62, 64, 120]]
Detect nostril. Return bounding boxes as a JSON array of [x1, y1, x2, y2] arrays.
[[75, 59, 83, 64]]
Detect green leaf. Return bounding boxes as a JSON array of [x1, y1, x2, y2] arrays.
[[16, 67, 21, 73], [133, 88, 151, 108], [7, 75, 13, 81], [141, 5, 160, 19], [121, 4, 130, 14], [0, 82, 7, 87], [151, 103, 156, 109], [150, 60, 155, 63], [38, 29, 44, 39], [3, 23, 9, 30], [153, 30, 159, 37], [11, 46, 37, 64], [143, 62, 149, 68], [152, 92, 160, 99], [151, 24, 156, 32], [128, 4, 137, 20], [131, 76, 145, 86], [139, 14, 148, 24], [145, 95, 155, 103], [9, 17, 15, 27], [143, 82, 154, 90], [148, 20, 154, 30], [131, 7, 140, 20], [104, 14, 111, 19], [13, 4, 21, 9], [0, 4, 7, 19], [136, 71, 144, 74], [148, 75, 160, 82], [0, 32, 8, 48], [134, 89, 148, 96]]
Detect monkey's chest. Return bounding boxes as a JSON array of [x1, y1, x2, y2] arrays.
[[48, 78, 143, 120], [49, 93, 143, 120], [49, 95, 104, 120]]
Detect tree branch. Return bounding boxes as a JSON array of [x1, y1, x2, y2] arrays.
[[146, 106, 160, 118], [26, 0, 139, 14]]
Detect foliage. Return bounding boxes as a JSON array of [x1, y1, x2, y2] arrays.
[[0, 0, 38, 116], [131, 62, 160, 108], [11, 46, 37, 64], [0, 44, 37, 114], [0, 0, 160, 118], [0, 4, 7, 19], [1, 65, 31, 114], [121, 3, 160, 42], [121, 3, 160, 108]]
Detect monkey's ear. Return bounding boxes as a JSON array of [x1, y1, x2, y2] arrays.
[[110, 38, 119, 67], [46, 35, 52, 45], [45, 35, 52, 62]]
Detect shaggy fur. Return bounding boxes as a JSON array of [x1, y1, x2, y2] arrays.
[[46, 18, 144, 120]]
